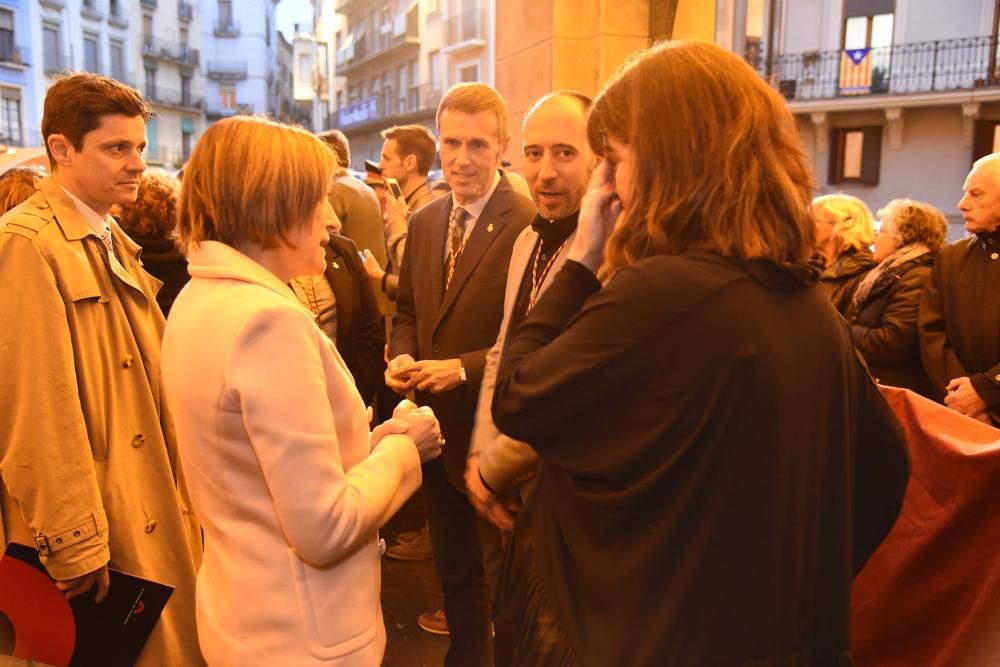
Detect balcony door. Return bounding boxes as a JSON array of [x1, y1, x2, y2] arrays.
[[842, 0, 894, 93]]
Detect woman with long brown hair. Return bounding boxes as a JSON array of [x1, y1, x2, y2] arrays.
[[490, 41, 909, 666]]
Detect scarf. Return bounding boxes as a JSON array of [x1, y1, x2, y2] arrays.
[[853, 243, 931, 310]]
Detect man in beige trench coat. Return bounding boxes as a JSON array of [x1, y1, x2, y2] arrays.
[[0, 74, 203, 665]]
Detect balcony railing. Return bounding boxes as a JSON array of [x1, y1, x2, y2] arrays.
[[206, 61, 248, 80], [336, 83, 441, 130], [214, 19, 241, 37], [0, 44, 27, 68], [140, 0, 157, 7], [206, 102, 254, 118], [178, 1, 193, 21], [445, 9, 486, 48], [336, 9, 419, 75], [142, 38, 199, 67], [81, 2, 103, 20], [39, 0, 65, 9], [753, 35, 1000, 102], [142, 84, 204, 111]]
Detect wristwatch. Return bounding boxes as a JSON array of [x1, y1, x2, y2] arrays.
[[458, 359, 467, 384]]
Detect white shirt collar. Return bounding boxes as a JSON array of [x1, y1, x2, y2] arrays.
[[451, 170, 502, 221], [56, 183, 113, 236]]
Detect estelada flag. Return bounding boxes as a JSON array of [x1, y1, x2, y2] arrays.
[[840, 47, 873, 95]]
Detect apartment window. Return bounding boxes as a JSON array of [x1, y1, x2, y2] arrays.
[[43, 25, 61, 71], [0, 86, 21, 145], [458, 63, 479, 83], [843, 1, 894, 93], [266, 15, 271, 47], [182, 130, 193, 159], [220, 83, 236, 111], [143, 15, 153, 46], [829, 126, 882, 185], [428, 50, 441, 91], [972, 119, 1000, 163], [110, 0, 122, 19], [181, 75, 192, 107], [145, 65, 156, 100], [109, 40, 125, 81], [218, 1, 234, 28], [180, 27, 189, 46], [83, 0, 95, 9], [83, 34, 99, 73], [0, 9, 14, 63], [336, 90, 343, 110], [298, 54, 312, 82], [396, 64, 406, 112]]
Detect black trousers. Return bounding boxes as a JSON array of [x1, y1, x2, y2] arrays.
[[422, 458, 502, 667]]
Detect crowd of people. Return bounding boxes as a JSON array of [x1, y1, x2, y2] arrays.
[[0, 38, 997, 667]]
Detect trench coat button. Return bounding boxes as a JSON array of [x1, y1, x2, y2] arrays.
[[991, 252, 998, 260], [995, 374, 1000, 382], [131, 433, 146, 448], [145, 519, 157, 534], [432, 344, 441, 353], [55, 537, 63, 545], [122, 354, 134, 368]]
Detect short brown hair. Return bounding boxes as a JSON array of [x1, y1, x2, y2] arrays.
[[318, 129, 350, 168], [436, 83, 509, 143], [117, 169, 180, 239], [878, 198, 948, 251], [42, 73, 151, 166], [381, 124, 437, 176], [0, 164, 47, 215], [587, 41, 815, 272], [178, 116, 335, 250]]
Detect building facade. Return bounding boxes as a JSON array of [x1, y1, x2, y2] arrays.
[[202, 0, 278, 123], [292, 22, 326, 131], [134, 0, 205, 169], [752, 0, 1000, 238], [0, 0, 36, 147], [329, 0, 495, 170]]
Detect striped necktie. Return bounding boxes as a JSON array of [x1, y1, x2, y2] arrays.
[[100, 226, 115, 258], [445, 206, 466, 291]]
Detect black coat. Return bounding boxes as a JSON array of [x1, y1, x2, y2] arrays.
[[851, 254, 934, 397], [324, 234, 386, 405], [493, 254, 910, 667], [390, 174, 535, 488], [131, 233, 188, 317], [918, 233, 1000, 411], [820, 247, 876, 317]]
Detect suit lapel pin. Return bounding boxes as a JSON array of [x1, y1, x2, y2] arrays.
[[332, 261, 340, 269], [487, 223, 494, 233]]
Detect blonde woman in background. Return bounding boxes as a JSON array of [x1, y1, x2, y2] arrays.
[[162, 115, 443, 665], [812, 193, 877, 315]]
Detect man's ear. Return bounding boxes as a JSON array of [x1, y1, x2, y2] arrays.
[[47, 134, 74, 168], [403, 153, 417, 174], [498, 136, 510, 166]]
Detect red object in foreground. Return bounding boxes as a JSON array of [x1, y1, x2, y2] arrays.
[[0, 551, 76, 667], [853, 386, 1000, 666]]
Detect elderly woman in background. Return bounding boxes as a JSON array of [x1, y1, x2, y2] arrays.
[[116, 168, 186, 315], [490, 41, 910, 666], [812, 193, 877, 315], [0, 164, 47, 215], [850, 198, 948, 397], [161, 115, 443, 666]]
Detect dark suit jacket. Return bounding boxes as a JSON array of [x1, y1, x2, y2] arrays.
[[390, 173, 535, 488], [324, 234, 386, 405], [919, 234, 1000, 412]]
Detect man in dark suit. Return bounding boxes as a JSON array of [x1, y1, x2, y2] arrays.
[[387, 82, 535, 665]]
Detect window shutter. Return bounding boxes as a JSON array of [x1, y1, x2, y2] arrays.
[[860, 125, 882, 184]]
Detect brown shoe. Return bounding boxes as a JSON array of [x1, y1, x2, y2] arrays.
[[417, 609, 449, 635], [386, 525, 432, 561]]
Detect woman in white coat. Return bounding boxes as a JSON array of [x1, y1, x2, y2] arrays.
[[161, 115, 443, 666]]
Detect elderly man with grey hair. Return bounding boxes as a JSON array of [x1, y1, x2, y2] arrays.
[[919, 152, 1000, 425]]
